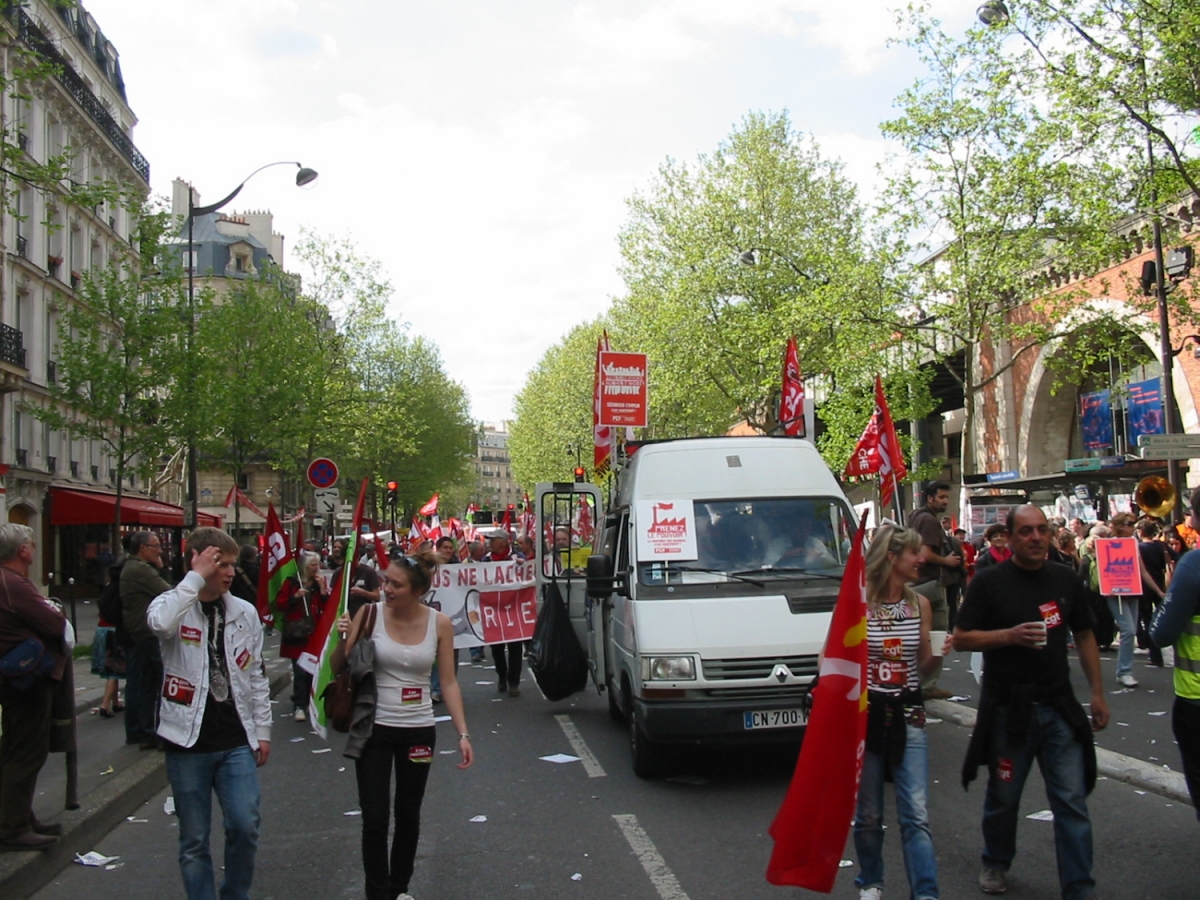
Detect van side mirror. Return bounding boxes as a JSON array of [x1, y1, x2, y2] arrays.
[[586, 553, 626, 599]]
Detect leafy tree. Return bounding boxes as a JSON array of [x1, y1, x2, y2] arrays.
[[28, 204, 187, 547]]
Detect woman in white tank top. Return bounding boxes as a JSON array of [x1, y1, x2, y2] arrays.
[[341, 550, 473, 900]]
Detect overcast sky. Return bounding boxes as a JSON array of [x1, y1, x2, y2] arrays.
[[85, 0, 974, 423]]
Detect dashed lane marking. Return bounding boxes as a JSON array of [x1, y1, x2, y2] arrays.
[[554, 714, 606, 778], [612, 814, 690, 900]]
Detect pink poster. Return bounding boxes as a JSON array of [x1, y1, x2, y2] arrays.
[[1095, 538, 1142, 596]]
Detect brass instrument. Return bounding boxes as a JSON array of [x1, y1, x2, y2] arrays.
[[1134, 475, 1176, 519]]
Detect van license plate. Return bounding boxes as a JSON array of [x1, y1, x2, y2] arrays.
[[743, 708, 806, 730]]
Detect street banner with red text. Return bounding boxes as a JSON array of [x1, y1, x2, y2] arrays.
[[598, 350, 649, 428], [594, 334, 615, 476], [424, 559, 538, 649], [780, 336, 813, 439], [766, 513, 869, 891]]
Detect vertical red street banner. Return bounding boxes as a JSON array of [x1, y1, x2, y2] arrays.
[[780, 336, 808, 438], [767, 514, 869, 891], [598, 350, 649, 428], [594, 334, 615, 476]]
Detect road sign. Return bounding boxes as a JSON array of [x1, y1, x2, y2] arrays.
[[335, 512, 353, 522], [1065, 457, 1101, 473], [1140, 447, 1200, 460], [986, 470, 1021, 483], [314, 488, 339, 515], [311, 516, 325, 528], [1138, 434, 1200, 449], [307, 458, 339, 489]]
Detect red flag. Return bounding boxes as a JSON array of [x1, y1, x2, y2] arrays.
[[594, 333, 614, 475], [766, 513, 869, 890], [419, 493, 439, 517], [500, 506, 513, 533], [373, 532, 389, 569], [844, 376, 908, 507], [255, 503, 298, 627], [780, 336, 807, 438]]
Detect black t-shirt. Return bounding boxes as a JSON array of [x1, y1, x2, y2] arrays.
[[166, 600, 248, 753], [344, 563, 381, 619], [908, 507, 946, 583], [1138, 540, 1169, 592], [956, 559, 1093, 688]]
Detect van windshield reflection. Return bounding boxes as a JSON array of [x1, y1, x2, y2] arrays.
[[638, 497, 854, 586]]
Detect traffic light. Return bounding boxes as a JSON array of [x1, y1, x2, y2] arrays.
[[574, 466, 586, 483], [386, 481, 398, 507]]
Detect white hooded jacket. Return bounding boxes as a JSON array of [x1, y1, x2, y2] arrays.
[[147, 571, 272, 750]]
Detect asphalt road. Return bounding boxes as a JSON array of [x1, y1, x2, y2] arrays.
[[29, 657, 1198, 900]]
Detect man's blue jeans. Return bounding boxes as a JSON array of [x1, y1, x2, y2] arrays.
[[166, 745, 261, 900], [854, 723, 939, 899], [1107, 597, 1136, 679], [982, 702, 1095, 900]]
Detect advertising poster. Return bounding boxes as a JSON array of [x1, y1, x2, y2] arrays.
[[1095, 537, 1142, 595], [635, 500, 698, 560], [598, 351, 649, 427], [1125, 378, 1164, 447], [424, 560, 538, 649], [1079, 390, 1113, 451]]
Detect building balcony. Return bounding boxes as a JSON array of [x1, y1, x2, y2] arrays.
[[0, 324, 27, 393], [11, 9, 150, 184], [15, 235, 26, 259]]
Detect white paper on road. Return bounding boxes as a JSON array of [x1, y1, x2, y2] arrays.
[[99, 766, 114, 775], [312, 748, 332, 754], [1149, 711, 1168, 716], [1026, 810, 1054, 821], [125, 817, 148, 823], [476, 681, 493, 685], [290, 736, 305, 742], [540, 753, 581, 764], [838, 860, 854, 868], [571, 873, 583, 881], [164, 796, 175, 815], [75, 852, 120, 866], [948, 695, 970, 702], [470, 815, 488, 823], [343, 809, 362, 816], [105, 864, 124, 871]]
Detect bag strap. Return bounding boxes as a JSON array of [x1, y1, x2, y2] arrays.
[[365, 602, 378, 638]]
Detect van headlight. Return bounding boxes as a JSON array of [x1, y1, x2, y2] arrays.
[[644, 656, 696, 681]]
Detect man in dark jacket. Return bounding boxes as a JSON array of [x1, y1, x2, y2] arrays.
[[0, 523, 67, 850], [121, 531, 172, 748]]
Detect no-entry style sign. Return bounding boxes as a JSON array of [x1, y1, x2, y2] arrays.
[[598, 351, 648, 427], [307, 458, 339, 489]]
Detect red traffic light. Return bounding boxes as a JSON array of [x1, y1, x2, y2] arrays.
[[573, 466, 586, 483], [386, 481, 398, 491]]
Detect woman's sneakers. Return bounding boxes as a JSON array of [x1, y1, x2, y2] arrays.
[[859, 888, 882, 900], [294, 708, 306, 722]]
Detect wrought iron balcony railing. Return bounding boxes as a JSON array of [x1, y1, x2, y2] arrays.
[[0, 324, 26, 368]]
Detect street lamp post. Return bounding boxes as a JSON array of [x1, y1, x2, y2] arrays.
[[184, 161, 318, 528]]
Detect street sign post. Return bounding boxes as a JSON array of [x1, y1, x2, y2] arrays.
[[1138, 434, 1200, 449], [307, 458, 339, 489], [1140, 447, 1200, 461], [314, 488, 339, 515], [1065, 457, 1102, 473]]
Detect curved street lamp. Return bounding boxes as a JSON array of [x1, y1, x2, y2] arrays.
[[976, 0, 1010, 25], [184, 161, 319, 528]]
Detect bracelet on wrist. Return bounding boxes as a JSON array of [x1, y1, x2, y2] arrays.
[[458, 733, 470, 741]]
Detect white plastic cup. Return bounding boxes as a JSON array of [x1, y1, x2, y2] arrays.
[[929, 630, 948, 657], [1029, 620, 1048, 648]]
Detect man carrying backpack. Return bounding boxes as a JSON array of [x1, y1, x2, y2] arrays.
[[121, 532, 172, 749]]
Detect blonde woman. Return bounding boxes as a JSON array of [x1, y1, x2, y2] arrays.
[[853, 525, 951, 900]]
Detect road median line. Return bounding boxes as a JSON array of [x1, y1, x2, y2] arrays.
[[554, 714, 606, 777], [612, 813, 690, 900]]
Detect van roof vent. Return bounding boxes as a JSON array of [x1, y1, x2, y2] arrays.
[[726, 455, 742, 468]]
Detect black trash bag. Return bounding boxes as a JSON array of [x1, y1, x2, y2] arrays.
[[528, 581, 589, 701]]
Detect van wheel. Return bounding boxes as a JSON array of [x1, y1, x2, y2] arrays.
[[606, 675, 623, 722], [629, 699, 664, 779]]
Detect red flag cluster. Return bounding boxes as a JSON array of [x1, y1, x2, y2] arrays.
[[844, 375, 908, 507]]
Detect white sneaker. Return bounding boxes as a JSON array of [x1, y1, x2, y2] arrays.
[[398, 894, 415, 900], [1118, 674, 1138, 688], [1134, 647, 1150, 656], [859, 888, 882, 900], [294, 708, 306, 722]]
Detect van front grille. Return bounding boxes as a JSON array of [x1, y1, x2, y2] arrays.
[[701, 654, 818, 681]]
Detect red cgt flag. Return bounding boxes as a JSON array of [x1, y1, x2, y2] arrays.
[[419, 493, 439, 517], [844, 375, 908, 507], [780, 336, 807, 438], [766, 514, 869, 891]]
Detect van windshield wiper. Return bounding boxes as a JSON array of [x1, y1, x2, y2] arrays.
[[729, 566, 843, 582], [672, 565, 765, 586]]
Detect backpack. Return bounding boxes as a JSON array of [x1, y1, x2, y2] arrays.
[[97, 560, 126, 636]]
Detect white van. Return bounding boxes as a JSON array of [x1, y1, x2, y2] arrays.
[[535, 436, 857, 777]]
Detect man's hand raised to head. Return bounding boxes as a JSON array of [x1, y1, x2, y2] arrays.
[[191, 545, 224, 581]]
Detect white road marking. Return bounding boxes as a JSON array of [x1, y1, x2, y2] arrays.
[[612, 814, 690, 900], [554, 714, 606, 778]]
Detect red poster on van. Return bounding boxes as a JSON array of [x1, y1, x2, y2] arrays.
[[598, 351, 648, 427]]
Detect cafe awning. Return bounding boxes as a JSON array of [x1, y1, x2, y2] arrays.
[[49, 487, 223, 528]]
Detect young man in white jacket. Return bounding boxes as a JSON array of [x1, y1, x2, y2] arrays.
[[147, 527, 271, 900]]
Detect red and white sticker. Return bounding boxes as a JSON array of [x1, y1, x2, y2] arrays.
[[401, 687, 423, 705], [873, 658, 909, 687], [1039, 601, 1063, 629], [408, 745, 433, 764], [236, 649, 252, 670], [881, 637, 903, 660], [162, 674, 197, 706], [997, 757, 1013, 782], [180, 625, 202, 645]]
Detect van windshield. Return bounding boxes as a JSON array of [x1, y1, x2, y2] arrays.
[[638, 497, 856, 586]]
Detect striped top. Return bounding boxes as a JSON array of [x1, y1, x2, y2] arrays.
[[866, 589, 922, 696]]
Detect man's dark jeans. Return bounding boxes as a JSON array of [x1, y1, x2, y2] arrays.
[[0, 678, 54, 840], [492, 640, 527, 689], [1173, 696, 1200, 822], [125, 637, 163, 743]]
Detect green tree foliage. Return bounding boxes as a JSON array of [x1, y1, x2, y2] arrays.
[[29, 203, 187, 546]]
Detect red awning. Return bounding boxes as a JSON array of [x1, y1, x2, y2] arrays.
[[49, 488, 223, 528]]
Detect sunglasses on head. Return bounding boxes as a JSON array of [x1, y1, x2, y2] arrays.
[[388, 550, 420, 568]]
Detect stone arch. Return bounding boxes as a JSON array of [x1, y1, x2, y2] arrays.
[[1017, 298, 1199, 480], [7, 502, 34, 525]]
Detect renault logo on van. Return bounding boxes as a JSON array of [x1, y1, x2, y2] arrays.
[[772, 664, 790, 683]]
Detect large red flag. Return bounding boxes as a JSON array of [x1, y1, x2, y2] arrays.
[[256, 503, 298, 627], [766, 513, 869, 891], [373, 532, 389, 570], [780, 336, 807, 438], [594, 333, 615, 476], [419, 493, 439, 517], [844, 375, 908, 507]]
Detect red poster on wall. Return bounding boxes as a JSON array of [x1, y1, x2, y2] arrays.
[[598, 351, 648, 427]]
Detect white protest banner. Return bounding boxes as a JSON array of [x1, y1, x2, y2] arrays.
[[425, 560, 538, 648], [635, 500, 698, 560]]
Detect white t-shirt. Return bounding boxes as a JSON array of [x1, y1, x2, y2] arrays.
[[371, 605, 437, 728]]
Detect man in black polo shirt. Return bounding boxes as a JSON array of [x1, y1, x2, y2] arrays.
[[909, 481, 960, 700], [953, 505, 1108, 898]]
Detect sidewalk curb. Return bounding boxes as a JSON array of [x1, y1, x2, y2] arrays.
[[926, 699, 1193, 807], [0, 670, 291, 900]]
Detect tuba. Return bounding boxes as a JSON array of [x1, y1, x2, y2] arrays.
[[1134, 475, 1176, 519]]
